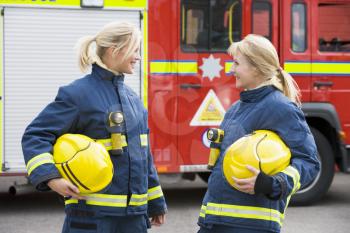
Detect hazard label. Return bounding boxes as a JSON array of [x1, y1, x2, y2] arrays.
[[190, 89, 226, 126]]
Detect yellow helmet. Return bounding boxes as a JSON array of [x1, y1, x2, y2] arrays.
[[223, 130, 291, 189], [53, 134, 113, 194]]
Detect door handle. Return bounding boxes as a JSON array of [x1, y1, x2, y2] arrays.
[[313, 81, 333, 88], [180, 83, 202, 89]]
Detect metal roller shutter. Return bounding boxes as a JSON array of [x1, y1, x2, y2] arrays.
[[3, 7, 142, 172]]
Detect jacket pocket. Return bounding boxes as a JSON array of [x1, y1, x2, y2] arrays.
[[62, 214, 102, 233]]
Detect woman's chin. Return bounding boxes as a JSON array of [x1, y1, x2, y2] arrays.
[[124, 69, 134, 74], [235, 82, 243, 89]]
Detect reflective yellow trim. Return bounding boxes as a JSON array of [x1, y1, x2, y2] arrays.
[[84, 193, 127, 199], [66, 193, 128, 208], [105, 0, 146, 8], [150, 61, 198, 75], [0, 0, 80, 7], [129, 201, 147, 206], [142, 10, 148, 108], [0, 0, 147, 8], [65, 199, 78, 205], [284, 62, 311, 74], [85, 201, 125, 207], [281, 166, 301, 214], [284, 61, 350, 75], [131, 193, 148, 198], [140, 134, 148, 147], [129, 193, 148, 206], [199, 205, 207, 218], [281, 165, 301, 195], [208, 202, 283, 217], [147, 185, 164, 201], [26, 153, 54, 175], [225, 62, 233, 74], [65, 193, 151, 207], [312, 62, 350, 74], [204, 202, 284, 226], [0, 8, 3, 173], [96, 136, 127, 151], [96, 138, 113, 150]]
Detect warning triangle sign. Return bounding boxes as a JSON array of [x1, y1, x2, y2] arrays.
[[190, 89, 226, 126]]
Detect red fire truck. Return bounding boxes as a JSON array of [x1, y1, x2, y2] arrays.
[[0, 0, 349, 206]]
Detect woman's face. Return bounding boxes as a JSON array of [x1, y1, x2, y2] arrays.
[[230, 51, 261, 90], [107, 45, 141, 74]]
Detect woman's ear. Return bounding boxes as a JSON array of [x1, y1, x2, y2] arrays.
[[251, 66, 259, 75], [106, 47, 116, 58]]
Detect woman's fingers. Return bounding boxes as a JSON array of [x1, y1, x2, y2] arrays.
[[151, 214, 166, 226], [233, 176, 254, 185], [48, 178, 85, 199], [246, 165, 260, 175], [232, 176, 256, 194], [65, 181, 85, 199]]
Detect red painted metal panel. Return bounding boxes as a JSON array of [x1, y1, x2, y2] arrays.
[[148, 0, 350, 173]]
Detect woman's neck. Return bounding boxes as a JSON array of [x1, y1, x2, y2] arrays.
[[95, 55, 120, 75], [245, 76, 275, 91]]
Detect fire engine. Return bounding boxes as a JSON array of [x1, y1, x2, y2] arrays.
[[0, 0, 349, 206]]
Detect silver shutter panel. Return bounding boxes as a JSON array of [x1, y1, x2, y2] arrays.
[[3, 7, 142, 172]]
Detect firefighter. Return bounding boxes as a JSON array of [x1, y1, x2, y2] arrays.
[[22, 22, 167, 233], [197, 34, 320, 233]]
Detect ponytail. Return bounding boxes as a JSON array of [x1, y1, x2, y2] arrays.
[[275, 68, 301, 106], [77, 35, 96, 73], [76, 22, 141, 74]]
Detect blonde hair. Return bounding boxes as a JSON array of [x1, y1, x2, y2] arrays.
[[77, 22, 141, 73], [228, 34, 301, 106]]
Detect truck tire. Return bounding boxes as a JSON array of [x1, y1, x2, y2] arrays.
[[290, 127, 335, 206]]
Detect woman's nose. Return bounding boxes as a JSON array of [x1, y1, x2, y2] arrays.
[[135, 53, 141, 60]]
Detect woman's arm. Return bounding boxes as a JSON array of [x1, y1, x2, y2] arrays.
[[22, 86, 80, 191]]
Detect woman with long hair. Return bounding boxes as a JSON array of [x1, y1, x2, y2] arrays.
[[197, 34, 320, 233]]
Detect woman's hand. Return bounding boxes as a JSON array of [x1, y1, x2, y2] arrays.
[[232, 165, 260, 195], [150, 214, 166, 226], [47, 178, 84, 200]]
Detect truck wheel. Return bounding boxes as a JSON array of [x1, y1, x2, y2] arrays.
[[290, 127, 335, 206]]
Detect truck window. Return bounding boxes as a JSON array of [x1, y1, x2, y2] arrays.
[[252, 1, 272, 41], [318, 3, 350, 52], [291, 3, 307, 52], [181, 0, 242, 52]]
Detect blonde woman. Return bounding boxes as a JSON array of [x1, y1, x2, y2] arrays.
[[22, 22, 166, 233], [197, 34, 320, 233]]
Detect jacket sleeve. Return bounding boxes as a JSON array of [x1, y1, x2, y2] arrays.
[[21, 86, 79, 191], [143, 109, 168, 217], [259, 103, 320, 200]]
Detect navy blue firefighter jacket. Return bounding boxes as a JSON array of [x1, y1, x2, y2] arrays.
[[198, 85, 320, 233], [22, 64, 167, 217]]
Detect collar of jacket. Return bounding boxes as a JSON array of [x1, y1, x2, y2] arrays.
[[240, 85, 275, 103], [92, 63, 125, 86]]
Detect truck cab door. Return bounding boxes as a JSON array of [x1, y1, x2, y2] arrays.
[[176, 0, 242, 171], [280, 0, 312, 101], [310, 1, 350, 143]]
